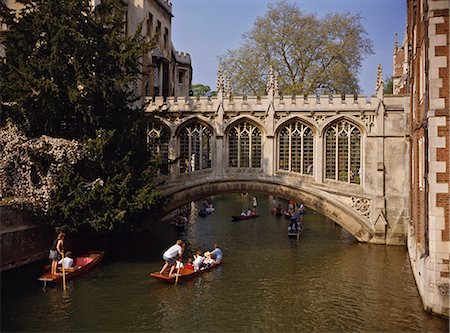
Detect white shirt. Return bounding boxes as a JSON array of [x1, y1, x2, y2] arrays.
[[58, 257, 74, 268], [163, 244, 182, 259]]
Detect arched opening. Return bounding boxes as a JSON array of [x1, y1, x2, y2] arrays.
[[324, 119, 362, 184], [227, 120, 262, 168], [278, 120, 314, 175], [178, 121, 213, 174], [147, 121, 170, 174]]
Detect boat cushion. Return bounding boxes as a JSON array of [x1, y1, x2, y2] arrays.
[[75, 257, 94, 266]]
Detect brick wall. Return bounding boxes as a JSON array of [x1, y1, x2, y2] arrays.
[[0, 205, 53, 272]]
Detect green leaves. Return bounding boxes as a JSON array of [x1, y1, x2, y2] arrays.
[[1, 0, 163, 232], [219, 0, 373, 96]]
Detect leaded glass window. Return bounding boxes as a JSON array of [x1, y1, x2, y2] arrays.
[[228, 121, 261, 168], [325, 120, 361, 184], [179, 122, 212, 174], [147, 122, 170, 174], [278, 121, 314, 175]]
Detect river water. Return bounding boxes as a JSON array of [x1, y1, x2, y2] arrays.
[[1, 194, 448, 332]]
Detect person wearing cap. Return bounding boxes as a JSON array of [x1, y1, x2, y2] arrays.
[[160, 240, 184, 276], [203, 251, 215, 268]]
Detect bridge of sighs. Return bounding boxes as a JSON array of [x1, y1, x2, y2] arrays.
[[145, 68, 410, 245]]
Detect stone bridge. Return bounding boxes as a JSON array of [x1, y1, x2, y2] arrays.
[[145, 69, 410, 245]]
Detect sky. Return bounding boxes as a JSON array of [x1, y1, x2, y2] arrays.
[[171, 0, 407, 97]]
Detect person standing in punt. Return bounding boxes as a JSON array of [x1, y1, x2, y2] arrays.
[[49, 232, 65, 275], [160, 240, 184, 276], [252, 196, 258, 214]]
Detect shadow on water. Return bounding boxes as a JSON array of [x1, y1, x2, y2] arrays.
[[1, 193, 449, 332]]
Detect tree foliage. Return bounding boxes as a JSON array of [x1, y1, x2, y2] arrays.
[[383, 75, 393, 95], [191, 83, 217, 97], [0, 0, 164, 232], [219, 0, 373, 96]]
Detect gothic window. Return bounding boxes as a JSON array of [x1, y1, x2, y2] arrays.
[[228, 121, 261, 168], [325, 120, 361, 184], [147, 122, 170, 174], [278, 121, 314, 175], [179, 122, 212, 174]]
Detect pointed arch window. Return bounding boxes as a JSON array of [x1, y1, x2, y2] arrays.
[[325, 120, 361, 184], [147, 122, 170, 174], [278, 121, 314, 175], [179, 122, 212, 174], [229, 121, 261, 168]]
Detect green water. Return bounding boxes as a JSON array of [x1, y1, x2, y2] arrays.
[[1, 194, 448, 332]]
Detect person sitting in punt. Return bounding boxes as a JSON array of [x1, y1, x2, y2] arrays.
[[240, 210, 247, 217], [246, 209, 252, 216], [58, 251, 74, 269], [184, 258, 195, 270], [193, 250, 204, 271], [202, 251, 215, 269], [210, 243, 223, 263]]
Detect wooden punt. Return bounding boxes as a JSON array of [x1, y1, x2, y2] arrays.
[[38, 251, 105, 283], [150, 261, 222, 284], [231, 214, 259, 221]]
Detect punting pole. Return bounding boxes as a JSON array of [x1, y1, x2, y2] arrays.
[[61, 248, 67, 292]]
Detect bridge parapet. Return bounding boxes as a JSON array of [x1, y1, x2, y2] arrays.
[[147, 94, 379, 114]]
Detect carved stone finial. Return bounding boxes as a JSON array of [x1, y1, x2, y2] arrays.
[[394, 33, 399, 53], [217, 67, 224, 94], [376, 64, 383, 94], [224, 73, 232, 98], [266, 66, 279, 97]]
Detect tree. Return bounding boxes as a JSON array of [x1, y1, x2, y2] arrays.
[[219, 0, 373, 96], [0, 0, 164, 232], [192, 84, 211, 97], [384, 75, 393, 95]]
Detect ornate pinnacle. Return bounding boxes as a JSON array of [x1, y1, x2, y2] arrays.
[[217, 67, 224, 94], [266, 66, 279, 97], [224, 73, 232, 98], [376, 64, 383, 92], [394, 33, 399, 53]]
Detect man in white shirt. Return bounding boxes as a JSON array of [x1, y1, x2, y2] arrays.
[[58, 251, 74, 269], [160, 240, 184, 276]]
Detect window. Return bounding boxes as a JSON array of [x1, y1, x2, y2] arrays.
[[178, 70, 185, 84], [164, 27, 169, 49], [325, 120, 361, 184], [179, 122, 212, 174], [147, 12, 153, 37], [156, 20, 161, 44], [147, 122, 170, 174], [228, 121, 261, 168], [278, 121, 313, 175]]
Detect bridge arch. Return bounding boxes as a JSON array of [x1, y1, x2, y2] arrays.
[[162, 180, 374, 243]]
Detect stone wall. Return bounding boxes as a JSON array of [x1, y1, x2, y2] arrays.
[[0, 204, 52, 272]]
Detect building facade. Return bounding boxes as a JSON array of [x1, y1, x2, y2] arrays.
[[394, 0, 449, 317], [1, 0, 192, 99]]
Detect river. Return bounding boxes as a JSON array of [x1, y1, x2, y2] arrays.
[[1, 193, 448, 332]]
